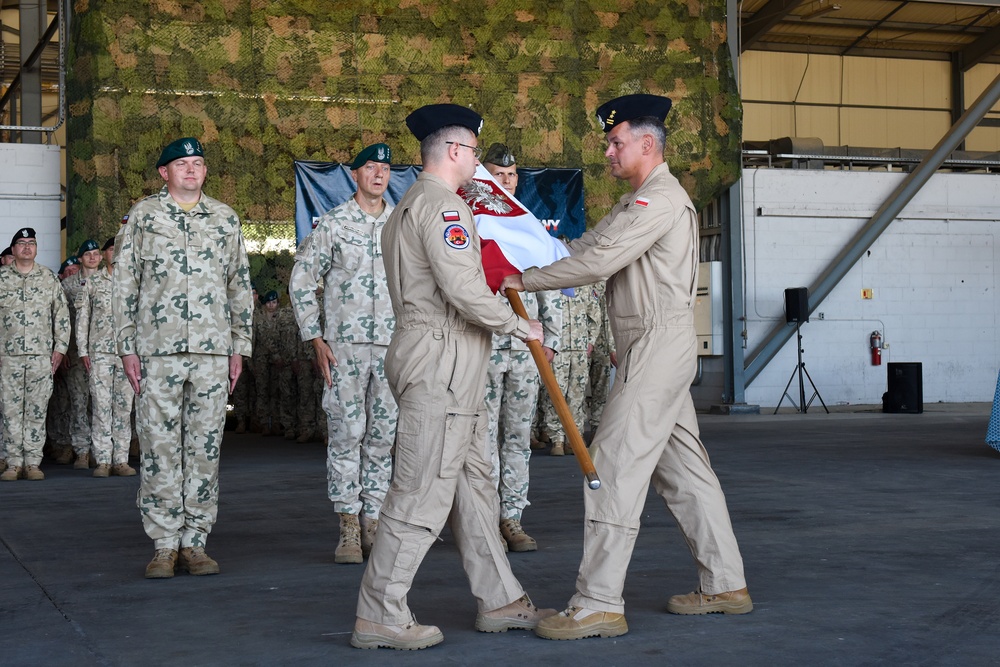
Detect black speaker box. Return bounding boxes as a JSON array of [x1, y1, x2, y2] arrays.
[[784, 287, 809, 323], [883, 362, 923, 414]]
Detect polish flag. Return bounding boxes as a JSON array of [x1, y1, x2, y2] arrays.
[[458, 165, 571, 294]]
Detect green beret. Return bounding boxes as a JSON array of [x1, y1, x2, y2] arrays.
[[595, 94, 672, 133], [262, 290, 278, 303], [78, 239, 99, 256], [350, 143, 392, 169], [156, 137, 205, 168], [482, 143, 516, 167], [60, 257, 79, 272]]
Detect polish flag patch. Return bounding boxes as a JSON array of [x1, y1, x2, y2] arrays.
[[121, 214, 129, 225], [442, 210, 461, 222], [634, 197, 649, 208]]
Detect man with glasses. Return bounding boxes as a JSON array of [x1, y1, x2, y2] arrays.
[[350, 105, 554, 650], [0, 228, 71, 481]]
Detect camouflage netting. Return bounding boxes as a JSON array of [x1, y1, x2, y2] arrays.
[[67, 0, 741, 296]]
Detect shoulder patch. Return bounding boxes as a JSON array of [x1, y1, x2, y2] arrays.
[[442, 210, 461, 222], [121, 214, 129, 225], [634, 197, 649, 208], [444, 223, 470, 250]]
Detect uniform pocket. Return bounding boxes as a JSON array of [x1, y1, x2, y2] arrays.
[[391, 403, 424, 492], [440, 407, 478, 479], [335, 228, 367, 272]]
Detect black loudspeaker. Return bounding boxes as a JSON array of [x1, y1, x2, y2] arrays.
[[784, 287, 809, 324], [883, 362, 923, 414]]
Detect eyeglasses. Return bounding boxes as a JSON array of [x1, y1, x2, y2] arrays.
[[445, 141, 482, 159], [13, 240, 37, 247]]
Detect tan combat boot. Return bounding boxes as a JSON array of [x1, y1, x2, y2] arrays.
[[666, 587, 753, 615], [24, 465, 44, 481], [144, 548, 178, 579], [549, 441, 565, 456], [476, 594, 557, 632], [1, 466, 22, 481], [178, 547, 220, 576], [93, 463, 111, 478], [360, 515, 379, 558], [54, 447, 74, 465], [335, 513, 363, 564], [73, 452, 90, 470], [351, 617, 444, 650], [500, 518, 537, 552], [535, 605, 629, 640], [112, 463, 137, 476]]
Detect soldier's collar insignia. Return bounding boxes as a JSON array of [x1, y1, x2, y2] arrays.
[[443, 223, 470, 250]]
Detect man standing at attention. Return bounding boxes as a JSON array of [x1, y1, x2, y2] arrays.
[[351, 105, 555, 650], [290, 143, 398, 565], [63, 239, 101, 470], [479, 142, 561, 552], [114, 137, 254, 579], [0, 228, 70, 481], [502, 94, 751, 640]]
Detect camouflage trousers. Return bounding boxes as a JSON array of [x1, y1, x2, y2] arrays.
[[253, 359, 278, 431], [0, 354, 54, 468], [136, 353, 229, 550], [230, 365, 255, 425], [66, 354, 92, 454], [276, 364, 296, 433], [46, 369, 70, 446], [483, 349, 540, 521], [322, 342, 397, 519], [294, 361, 317, 435], [589, 348, 612, 430], [539, 349, 590, 445], [88, 353, 135, 466]]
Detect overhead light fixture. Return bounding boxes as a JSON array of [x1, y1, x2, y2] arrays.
[[802, 1, 841, 20]]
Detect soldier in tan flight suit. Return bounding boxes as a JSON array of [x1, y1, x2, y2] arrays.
[[350, 104, 555, 651], [503, 94, 751, 641]]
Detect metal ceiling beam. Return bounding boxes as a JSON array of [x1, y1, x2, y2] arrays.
[[741, 0, 808, 51], [959, 22, 1000, 70], [841, 1, 907, 57], [745, 70, 1000, 384]]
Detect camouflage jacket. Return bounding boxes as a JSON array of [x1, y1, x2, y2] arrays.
[[590, 281, 613, 354], [559, 282, 602, 352], [113, 186, 254, 357], [275, 306, 302, 360], [62, 271, 94, 357], [253, 307, 282, 364], [0, 262, 71, 357], [75, 268, 116, 357], [492, 289, 562, 352], [290, 197, 394, 346]]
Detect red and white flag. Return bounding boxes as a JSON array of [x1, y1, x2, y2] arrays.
[[458, 164, 571, 294]]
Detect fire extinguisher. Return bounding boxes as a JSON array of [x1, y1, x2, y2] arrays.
[[870, 330, 882, 366]]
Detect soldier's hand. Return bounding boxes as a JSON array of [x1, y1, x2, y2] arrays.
[[50, 351, 65, 376], [81, 356, 92, 373], [229, 354, 243, 393], [524, 319, 544, 343], [123, 354, 142, 395], [500, 273, 525, 293], [312, 338, 337, 388], [541, 346, 555, 363], [610, 350, 618, 367], [587, 343, 594, 358]]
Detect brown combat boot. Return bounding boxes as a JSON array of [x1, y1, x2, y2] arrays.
[[296, 430, 314, 443], [54, 447, 74, 465], [360, 515, 379, 558], [178, 547, 220, 576], [73, 452, 90, 470], [666, 587, 753, 615], [351, 617, 444, 650], [24, 465, 44, 481], [112, 463, 137, 477], [0, 459, 5, 474], [335, 513, 363, 564], [144, 549, 178, 579], [500, 518, 537, 552], [1, 465, 22, 481], [549, 441, 565, 456], [476, 594, 557, 632], [93, 463, 111, 478]]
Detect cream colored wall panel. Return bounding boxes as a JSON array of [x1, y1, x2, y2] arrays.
[[842, 108, 889, 147], [792, 106, 841, 145], [886, 110, 951, 150], [966, 127, 1000, 153], [842, 58, 950, 109], [794, 54, 843, 105], [965, 64, 1000, 114], [743, 102, 796, 141], [741, 51, 811, 101]]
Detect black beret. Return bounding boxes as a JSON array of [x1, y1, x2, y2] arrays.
[[102, 237, 115, 252], [0, 247, 11, 258], [595, 94, 672, 133], [156, 137, 205, 168], [78, 239, 99, 256], [11, 227, 35, 247], [350, 143, 392, 169], [405, 104, 483, 141], [482, 143, 516, 167], [262, 290, 278, 303]]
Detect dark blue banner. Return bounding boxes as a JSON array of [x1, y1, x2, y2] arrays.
[[294, 161, 585, 245]]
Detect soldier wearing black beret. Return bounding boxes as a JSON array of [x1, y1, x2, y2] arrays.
[[504, 93, 753, 641]]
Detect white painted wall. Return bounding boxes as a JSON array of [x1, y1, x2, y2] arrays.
[[0, 143, 63, 271], [741, 168, 1000, 407]]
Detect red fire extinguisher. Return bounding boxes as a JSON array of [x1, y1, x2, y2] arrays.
[[870, 330, 882, 366]]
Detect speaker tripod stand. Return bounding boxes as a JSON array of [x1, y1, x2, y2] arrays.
[[774, 323, 829, 414]]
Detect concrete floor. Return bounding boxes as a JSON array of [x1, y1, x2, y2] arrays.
[[2, 403, 997, 667]]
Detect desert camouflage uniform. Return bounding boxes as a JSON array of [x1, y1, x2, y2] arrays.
[[484, 290, 561, 521], [540, 283, 601, 446], [62, 273, 94, 457], [293, 330, 318, 439], [77, 268, 134, 466], [588, 281, 613, 430], [114, 185, 253, 550], [290, 197, 396, 520], [253, 306, 282, 433], [275, 305, 300, 436], [46, 360, 71, 450], [0, 263, 71, 468]]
